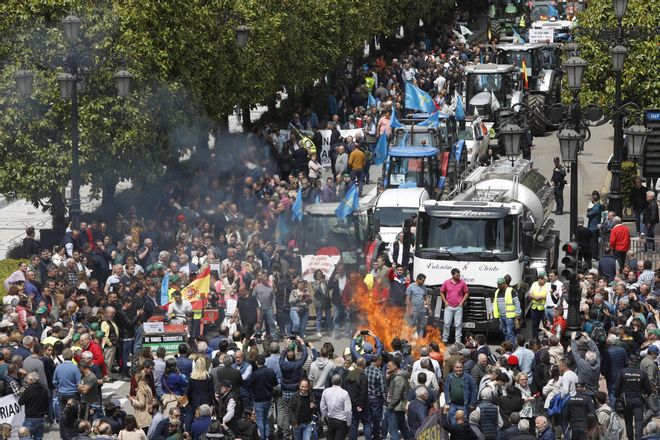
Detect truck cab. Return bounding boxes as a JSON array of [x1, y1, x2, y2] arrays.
[[374, 187, 430, 244]]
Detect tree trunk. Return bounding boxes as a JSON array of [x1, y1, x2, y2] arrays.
[[267, 94, 278, 115], [101, 180, 117, 215], [241, 103, 252, 133], [50, 189, 67, 232], [218, 114, 229, 134]]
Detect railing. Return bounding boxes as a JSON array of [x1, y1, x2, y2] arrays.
[[629, 236, 660, 268]]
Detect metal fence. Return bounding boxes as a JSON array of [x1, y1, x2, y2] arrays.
[[629, 236, 660, 268]]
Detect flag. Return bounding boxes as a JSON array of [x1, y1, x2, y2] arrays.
[[548, 4, 559, 17], [368, 93, 377, 107], [160, 271, 169, 306], [474, 106, 479, 116], [389, 108, 404, 129], [438, 175, 446, 190], [180, 266, 211, 305], [454, 139, 465, 161], [315, 194, 321, 204], [512, 28, 525, 44], [292, 186, 303, 222], [460, 25, 473, 36], [336, 184, 359, 219], [452, 29, 467, 44], [274, 213, 290, 245], [454, 91, 465, 121], [521, 59, 529, 90], [417, 111, 440, 127], [373, 133, 388, 165], [404, 82, 436, 113], [490, 90, 501, 113]]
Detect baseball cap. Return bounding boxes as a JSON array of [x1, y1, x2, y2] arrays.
[[36, 306, 48, 315], [497, 278, 506, 285], [458, 348, 471, 356], [538, 272, 547, 278], [220, 380, 233, 389], [648, 345, 660, 354], [507, 355, 519, 366], [72, 333, 81, 342]]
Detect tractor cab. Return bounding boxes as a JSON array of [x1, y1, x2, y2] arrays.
[[383, 146, 440, 195], [464, 64, 519, 122]]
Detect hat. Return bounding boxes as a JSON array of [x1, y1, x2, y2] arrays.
[[95, 330, 105, 339], [507, 355, 519, 366], [538, 272, 547, 278], [648, 345, 660, 354], [588, 268, 598, 276], [170, 275, 181, 284], [220, 380, 233, 389], [362, 342, 374, 353], [497, 278, 506, 285], [72, 333, 81, 342], [36, 306, 47, 315], [152, 262, 165, 270], [52, 322, 63, 329], [90, 322, 99, 331], [459, 348, 471, 356], [608, 281, 616, 287]]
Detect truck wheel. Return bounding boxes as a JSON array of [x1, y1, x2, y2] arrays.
[[527, 94, 546, 137]]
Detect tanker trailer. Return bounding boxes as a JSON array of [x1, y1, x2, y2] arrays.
[[408, 158, 559, 333]]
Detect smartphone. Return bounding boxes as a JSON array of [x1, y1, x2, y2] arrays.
[[360, 330, 369, 335], [254, 333, 262, 338], [289, 336, 297, 341]]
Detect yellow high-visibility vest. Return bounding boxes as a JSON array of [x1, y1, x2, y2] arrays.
[[493, 287, 516, 318], [301, 137, 316, 154], [528, 281, 548, 311]]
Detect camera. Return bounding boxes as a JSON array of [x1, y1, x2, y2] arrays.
[[360, 330, 369, 335]]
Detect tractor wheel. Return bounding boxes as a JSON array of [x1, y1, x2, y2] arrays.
[[488, 19, 501, 41], [527, 94, 546, 137]]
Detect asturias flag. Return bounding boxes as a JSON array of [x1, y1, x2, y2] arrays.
[[292, 186, 303, 222], [405, 82, 436, 113], [373, 133, 388, 165], [390, 108, 404, 129], [416, 111, 441, 127], [335, 184, 360, 219], [160, 271, 169, 306], [454, 91, 465, 121], [368, 93, 377, 107]]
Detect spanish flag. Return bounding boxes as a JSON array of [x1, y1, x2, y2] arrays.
[[522, 60, 529, 90], [181, 265, 211, 305]]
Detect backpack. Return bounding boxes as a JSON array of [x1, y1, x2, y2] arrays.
[[601, 408, 624, 440], [546, 393, 570, 416], [591, 326, 607, 349]]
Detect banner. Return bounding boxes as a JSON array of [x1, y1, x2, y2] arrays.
[[300, 255, 341, 282], [319, 128, 364, 167], [415, 413, 448, 440], [529, 28, 554, 43], [0, 394, 25, 440]]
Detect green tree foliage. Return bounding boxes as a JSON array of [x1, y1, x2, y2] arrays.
[[576, 0, 660, 110], [0, 0, 456, 226]]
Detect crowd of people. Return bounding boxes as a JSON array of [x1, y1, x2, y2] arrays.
[[0, 11, 659, 440]]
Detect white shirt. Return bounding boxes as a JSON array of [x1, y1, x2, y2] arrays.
[[433, 76, 447, 92], [559, 369, 579, 397], [321, 385, 352, 423], [412, 357, 442, 380], [168, 300, 192, 322]]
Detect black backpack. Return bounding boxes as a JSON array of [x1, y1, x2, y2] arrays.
[[592, 326, 607, 349]]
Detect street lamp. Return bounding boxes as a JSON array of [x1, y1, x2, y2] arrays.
[[235, 25, 250, 48], [500, 123, 524, 165], [15, 14, 132, 230], [624, 124, 648, 160], [557, 129, 583, 164], [612, 0, 628, 19], [609, 45, 629, 71], [564, 57, 587, 91]]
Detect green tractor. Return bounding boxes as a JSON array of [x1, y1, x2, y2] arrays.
[[488, 0, 527, 42], [496, 42, 563, 136]]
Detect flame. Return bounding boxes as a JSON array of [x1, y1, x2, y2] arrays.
[[350, 277, 445, 359]]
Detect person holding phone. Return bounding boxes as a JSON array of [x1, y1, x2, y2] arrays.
[[544, 270, 565, 323]]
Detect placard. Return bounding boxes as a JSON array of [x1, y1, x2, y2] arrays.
[[0, 394, 25, 440], [300, 255, 341, 282], [529, 28, 554, 43], [143, 322, 164, 334], [142, 333, 187, 353]]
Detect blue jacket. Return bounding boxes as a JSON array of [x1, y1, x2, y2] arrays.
[[350, 337, 384, 364], [538, 426, 554, 440], [586, 203, 604, 231], [444, 372, 477, 408], [279, 346, 308, 391], [602, 345, 628, 383], [191, 415, 212, 440], [53, 361, 81, 395]]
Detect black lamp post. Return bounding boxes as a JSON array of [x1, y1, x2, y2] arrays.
[[235, 25, 251, 49], [15, 14, 132, 230], [500, 122, 524, 166]]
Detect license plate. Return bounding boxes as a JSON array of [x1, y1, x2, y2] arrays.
[[462, 322, 476, 328]]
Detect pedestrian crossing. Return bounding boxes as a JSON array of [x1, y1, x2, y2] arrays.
[[101, 379, 129, 408]]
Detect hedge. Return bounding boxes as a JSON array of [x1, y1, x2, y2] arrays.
[[0, 259, 27, 298]]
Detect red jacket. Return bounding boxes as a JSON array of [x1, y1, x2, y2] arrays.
[[75, 340, 107, 377], [609, 224, 630, 252]]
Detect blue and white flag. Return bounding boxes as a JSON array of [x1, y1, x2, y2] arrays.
[[454, 91, 465, 121], [512, 28, 525, 44], [292, 187, 303, 222], [405, 82, 436, 113], [373, 133, 388, 165], [274, 213, 290, 245], [160, 272, 169, 306], [416, 111, 440, 127], [367, 93, 377, 107], [390, 108, 404, 129], [336, 184, 359, 219]]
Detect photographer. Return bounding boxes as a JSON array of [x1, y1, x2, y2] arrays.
[[289, 280, 312, 338]]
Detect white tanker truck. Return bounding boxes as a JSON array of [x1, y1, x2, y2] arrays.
[[407, 159, 560, 333]]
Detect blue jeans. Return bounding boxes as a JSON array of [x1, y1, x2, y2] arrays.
[[24, 417, 44, 440], [386, 409, 411, 440], [293, 422, 314, 440], [262, 308, 279, 337], [254, 400, 271, 439], [410, 309, 428, 338], [499, 317, 515, 343], [351, 408, 372, 440], [133, 324, 143, 354], [448, 403, 468, 425], [369, 399, 384, 440], [443, 305, 463, 343], [315, 300, 332, 333], [290, 308, 309, 337]]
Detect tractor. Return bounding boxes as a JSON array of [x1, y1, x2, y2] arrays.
[[488, 0, 528, 42], [464, 63, 522, 123], [496, 42, 563, 135]]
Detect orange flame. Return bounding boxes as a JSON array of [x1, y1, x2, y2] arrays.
[[350, 278, 445, 359]]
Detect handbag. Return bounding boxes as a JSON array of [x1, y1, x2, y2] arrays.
[[162, 372, 189, 407]]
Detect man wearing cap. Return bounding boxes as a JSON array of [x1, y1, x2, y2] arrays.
[[615, 354, 653, 440], [217, 379, 242, 433], [527, 272, 549, 339], [492, 277, 521, 344], [562, 382, 595, 439]]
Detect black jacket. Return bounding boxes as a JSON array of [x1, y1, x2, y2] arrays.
[[249, 366, 278, 403], [216, 366, 243, 392], [562, 391, 595, 430], [18, 382, 49, 417], [643, 200, 659, 226], [342, 367, 368, 410], [442, 413, 478, 440], [288, 391, 315, 425]]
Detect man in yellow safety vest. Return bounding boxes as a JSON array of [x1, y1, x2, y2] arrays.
[[527, 272, 549, 339], [492, 277, 521, 343]]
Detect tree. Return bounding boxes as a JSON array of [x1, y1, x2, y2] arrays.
[[576, 0, 660, 110]]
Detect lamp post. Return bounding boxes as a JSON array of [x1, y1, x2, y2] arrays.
[[15, 14, 132, 230], [500, 122, 524, 166]]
